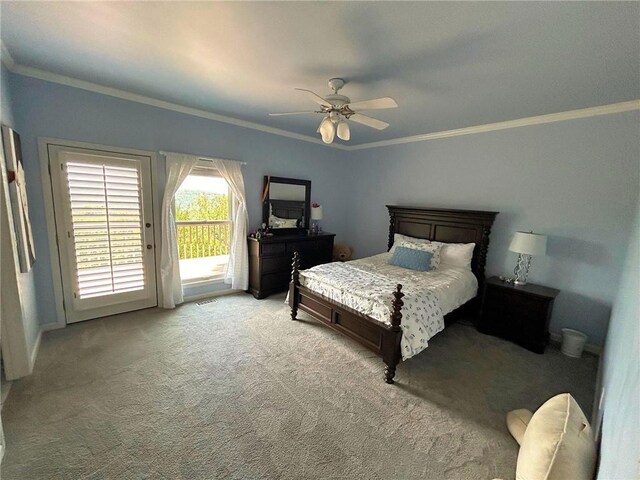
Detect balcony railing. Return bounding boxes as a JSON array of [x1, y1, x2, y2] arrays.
[[176, 220, 232, 260]]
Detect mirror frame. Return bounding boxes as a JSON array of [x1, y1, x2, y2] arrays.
[[262, 176, 311, 234]]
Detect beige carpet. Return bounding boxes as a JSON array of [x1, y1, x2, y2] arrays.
[[2, 292, 598, 479]]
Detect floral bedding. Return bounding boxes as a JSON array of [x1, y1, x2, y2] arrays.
[[297, 253, 477, 360]]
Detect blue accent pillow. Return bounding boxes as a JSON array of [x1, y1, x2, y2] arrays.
[[388, 246, 433, 272]]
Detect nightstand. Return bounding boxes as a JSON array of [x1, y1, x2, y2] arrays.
[[477, 276, 560, 353]]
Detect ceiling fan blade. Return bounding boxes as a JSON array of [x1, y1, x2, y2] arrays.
[[347, 97, 398, 111], [268, 111, 318, 116], [349, 113, 389, 130], [295, 88, 330, 107]]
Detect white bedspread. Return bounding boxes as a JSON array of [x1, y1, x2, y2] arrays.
[[298, 253, 477, 360]]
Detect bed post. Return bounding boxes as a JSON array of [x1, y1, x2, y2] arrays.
[[383, 284, 404, 384], [387, 211, 396, 251], [289, 251, 300, 320]]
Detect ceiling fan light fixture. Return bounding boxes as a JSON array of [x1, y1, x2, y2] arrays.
[[270, 79, 397, 145], [337, 119, 350, 141], [319, 116, 335, 144]]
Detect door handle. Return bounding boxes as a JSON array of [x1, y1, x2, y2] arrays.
[[146, 245, 153, 250]]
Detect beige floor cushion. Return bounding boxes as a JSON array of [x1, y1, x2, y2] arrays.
[[516, 393, 596, 480], [507, 408, 534, 446]]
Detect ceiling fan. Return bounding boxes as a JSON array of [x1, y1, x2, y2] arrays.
[[269, 78, 398, 144]]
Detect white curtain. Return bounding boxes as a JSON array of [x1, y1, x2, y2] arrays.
[[160, 153, 198, 308], [210, 158, 249, 290]]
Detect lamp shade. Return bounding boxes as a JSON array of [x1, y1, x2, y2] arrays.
[[509, 231, 547, 256], [319, 117, 335, 144], [337, 120, 350, 141], [311, 205, 323, 220]]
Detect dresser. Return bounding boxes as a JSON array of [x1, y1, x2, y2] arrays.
[[477, 276, 560, 353], [248, 233, 335, 299]]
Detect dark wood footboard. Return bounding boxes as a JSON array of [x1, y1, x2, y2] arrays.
[[289, 251, 405, 384]]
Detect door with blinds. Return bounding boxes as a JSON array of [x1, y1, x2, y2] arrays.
[[48, 145, 157, 323]]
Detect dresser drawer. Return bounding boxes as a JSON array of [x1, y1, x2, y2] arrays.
[[262, 256, 290, 274], [483, 305, 541, 340], [262, 271, 291, 292], [261, 243, 285, 256], [286, 241, 315, 254], [286, 237, 332, 254], [501, 290, 548, 315]]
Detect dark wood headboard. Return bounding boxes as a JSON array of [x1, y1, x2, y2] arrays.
[[387, 206, 498, 283]]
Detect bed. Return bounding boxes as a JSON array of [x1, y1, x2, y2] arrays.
[[288, 205, 498, 384]]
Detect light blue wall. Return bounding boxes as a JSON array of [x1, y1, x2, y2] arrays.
[[597, 199, 639, 480], [1, 65, 40, 357], [9, 73, 350, 325], [6, 67, 640, 474], [1, 64, 15, 126], [8, 70, 640, 348], [344, 112, 640, 346]]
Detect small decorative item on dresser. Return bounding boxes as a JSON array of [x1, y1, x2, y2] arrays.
[[509, 231, 547, 285], [478, 276, 559, 353], [311, 203, 323, 234]]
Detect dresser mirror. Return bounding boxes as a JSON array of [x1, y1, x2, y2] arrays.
[[262, 176, 311, 233]]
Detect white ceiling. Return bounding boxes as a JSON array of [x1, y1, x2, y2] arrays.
[[2, 2, 638, 146]]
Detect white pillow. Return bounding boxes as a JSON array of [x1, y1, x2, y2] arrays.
[[430, 241, 475, 270], [395, 239, 442, 270], [389, 233, 430, 253]]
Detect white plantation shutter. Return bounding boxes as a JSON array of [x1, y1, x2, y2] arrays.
[[48, 144, 157, 323], [65, 161, 146, 300]]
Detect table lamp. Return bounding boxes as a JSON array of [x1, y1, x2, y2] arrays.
[[311, 204, 323, 234], [509, 231, 547, 285]]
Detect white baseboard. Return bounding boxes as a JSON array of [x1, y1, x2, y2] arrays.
[[549, 332, 602, 356], [41, 321, 65, 332], [183, 288, 244, 303]]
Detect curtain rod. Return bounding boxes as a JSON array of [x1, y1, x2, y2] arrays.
[[159, 150, 247, 165]]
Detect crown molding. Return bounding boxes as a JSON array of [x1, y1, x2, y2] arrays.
[[2, 45, 637, 152], [348, 100, 640, 150], [2, 54, 349, 151]]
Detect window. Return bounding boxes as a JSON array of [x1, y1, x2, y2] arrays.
[[66, 161, 147, 299], [175, 167, 232, 284]]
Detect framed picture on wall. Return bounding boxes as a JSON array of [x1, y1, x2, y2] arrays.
[[2, 126, 35, 272]]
